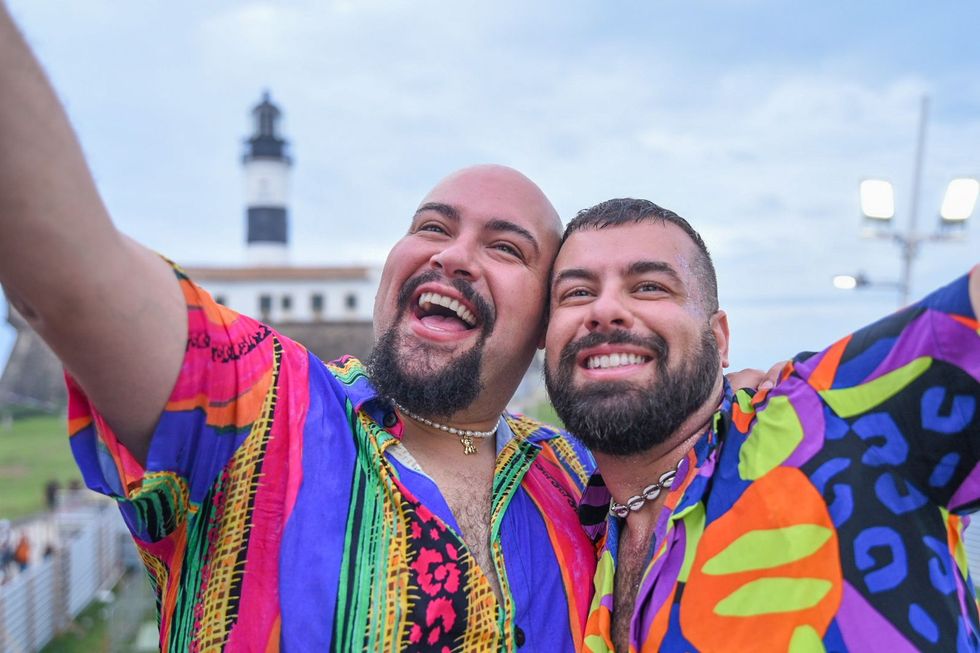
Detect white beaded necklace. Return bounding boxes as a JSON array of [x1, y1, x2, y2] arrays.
[[393, 401, 498, 455]]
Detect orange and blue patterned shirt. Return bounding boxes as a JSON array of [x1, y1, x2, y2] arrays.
[[579, 271, 980, 652], [67, 270, 597, 651]]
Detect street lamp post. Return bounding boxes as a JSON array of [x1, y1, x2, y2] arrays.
[[837, 96, 978, 306]]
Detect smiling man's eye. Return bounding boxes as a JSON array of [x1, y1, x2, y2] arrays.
[[636, 282, 665, 293], [493, 242, 523, 259], [418, 223, 448, 235], [559, 288, 592, 301]]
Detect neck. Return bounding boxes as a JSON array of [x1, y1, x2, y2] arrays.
[[392, 400, 505, 459], [395, 402, 504, 435], [594, 381, 723, 532]]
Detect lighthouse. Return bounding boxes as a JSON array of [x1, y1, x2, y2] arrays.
[[243, 91, 291, 265]]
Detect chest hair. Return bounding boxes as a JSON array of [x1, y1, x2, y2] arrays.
[[445, 474, 501, 601], [408, 449, 502, 602], [612, 548, 646, 652], [612, 508, 663, 652]]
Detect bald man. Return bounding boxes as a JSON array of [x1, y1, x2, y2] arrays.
[[0, 7, 599, 651]]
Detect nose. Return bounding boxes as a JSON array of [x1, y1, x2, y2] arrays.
[[429, 238, 480, 280], [586, 291, 633, 333]]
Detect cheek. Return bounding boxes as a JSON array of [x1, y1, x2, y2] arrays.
[[373, 255, 414, 329], [544, 317, 573, 362]]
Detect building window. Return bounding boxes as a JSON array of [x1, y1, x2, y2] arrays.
[[259, 294, 272, 318], [311, 293, 324, 317], [214, 295, 227, 306], [281, 295, 292, 311], [345, 293, 357, 311]]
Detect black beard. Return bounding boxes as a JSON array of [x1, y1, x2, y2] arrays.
[[545, 327, 720, 456], [367, 271, 495, 419]]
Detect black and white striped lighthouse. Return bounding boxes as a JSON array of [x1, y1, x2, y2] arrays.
[[243, 91, 292, 265]]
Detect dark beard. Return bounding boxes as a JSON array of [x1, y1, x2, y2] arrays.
[[545, 327, 720, 456], [368, 327, 485, 418], [367, 271, 495, 419]]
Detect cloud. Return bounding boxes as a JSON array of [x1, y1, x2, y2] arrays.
[[3, 0, 978, 372]]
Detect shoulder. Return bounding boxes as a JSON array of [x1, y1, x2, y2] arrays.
[[504, 412, 597, 480]]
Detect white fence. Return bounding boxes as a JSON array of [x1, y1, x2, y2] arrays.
[[2, 494, 980, 652], [0, 500, 131, 653]]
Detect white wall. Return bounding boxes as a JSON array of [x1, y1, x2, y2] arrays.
[[198, 275, 378, 323]]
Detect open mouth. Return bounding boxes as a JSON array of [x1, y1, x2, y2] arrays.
[[583, 352, 650, 369], [414, 291, 478, 332]]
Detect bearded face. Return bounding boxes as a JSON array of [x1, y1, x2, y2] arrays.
[[368, 270, 496, 418], [545, 326, 720, 456]]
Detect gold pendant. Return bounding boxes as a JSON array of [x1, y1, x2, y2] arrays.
[[460, 435, 478, 455]]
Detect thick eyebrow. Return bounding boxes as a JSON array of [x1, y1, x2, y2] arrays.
[[485, 219, 539, 255], [414, 202, 460, 222], [413, 204, 539, 255], [627, 260, 682, 284], [552, 267, 598, 290], [551, 260, 683, 292]]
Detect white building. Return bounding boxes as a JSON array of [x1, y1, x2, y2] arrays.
[[184, 265, 377, 324], [187, 91, 379, 331], [0, 93, 379, 412]]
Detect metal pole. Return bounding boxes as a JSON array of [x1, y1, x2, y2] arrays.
[[900, 95, 929, 306]]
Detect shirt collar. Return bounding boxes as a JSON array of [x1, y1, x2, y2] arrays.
[[336, 356, 556, 447]]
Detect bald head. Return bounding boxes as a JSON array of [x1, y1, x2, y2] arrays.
[[370, 163, 564, 418], [421, 164, 563, 247]]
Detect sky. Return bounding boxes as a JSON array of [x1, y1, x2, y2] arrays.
[[2, 0, 979, 374]]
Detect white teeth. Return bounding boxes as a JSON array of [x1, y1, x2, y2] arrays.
[[417, 292, 477, 327], [586, 353, 649, 369]]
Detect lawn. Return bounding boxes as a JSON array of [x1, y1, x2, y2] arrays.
[[523, 398, 563, 427], [0, 414, 82, 520]]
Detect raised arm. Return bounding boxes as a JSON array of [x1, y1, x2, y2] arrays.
[[0, 5, 185, 464], [972, 264, 980, 317]]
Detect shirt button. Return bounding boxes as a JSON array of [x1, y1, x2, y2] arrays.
[[514, 625, 525, 647], [382, 412, 397, 428]]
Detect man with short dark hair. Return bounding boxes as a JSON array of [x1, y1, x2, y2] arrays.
[[545, 198, 980, 652], [0, 9, 780, 649]]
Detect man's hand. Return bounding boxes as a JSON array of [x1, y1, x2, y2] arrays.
[[726, 361, 787, 393]]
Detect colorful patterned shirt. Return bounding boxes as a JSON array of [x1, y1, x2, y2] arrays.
[[67, 270, 597, 651], [580, 272, 980, 652]]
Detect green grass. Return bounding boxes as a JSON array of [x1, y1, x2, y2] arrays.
[[524, 398, 563, 427], [0, 414, 82, 520], [39, 599, 110, 653], [39, 571, 157, 653]]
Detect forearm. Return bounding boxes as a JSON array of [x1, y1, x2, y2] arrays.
[[0, 5, 122, 313], [0, 5, 186, 464], [971, 265, 980, 319]]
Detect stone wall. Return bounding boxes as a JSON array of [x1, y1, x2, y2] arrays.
[[0, 299, 375, 412], [0, 304, 66, 411]]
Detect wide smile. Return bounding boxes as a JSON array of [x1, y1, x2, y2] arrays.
[[408, 286, 482, 341], [576, 345, 653, 379]]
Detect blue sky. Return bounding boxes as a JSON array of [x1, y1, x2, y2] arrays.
[[2, 1, 979, 373]]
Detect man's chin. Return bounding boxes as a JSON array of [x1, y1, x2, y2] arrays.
[[368, 324, 486, 417], [568, 379, 641, 403], [394, 340, 470, 375]]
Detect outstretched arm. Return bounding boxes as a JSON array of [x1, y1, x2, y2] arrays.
[[0, 5, 185, 464], [971, 264, 980, 317]]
